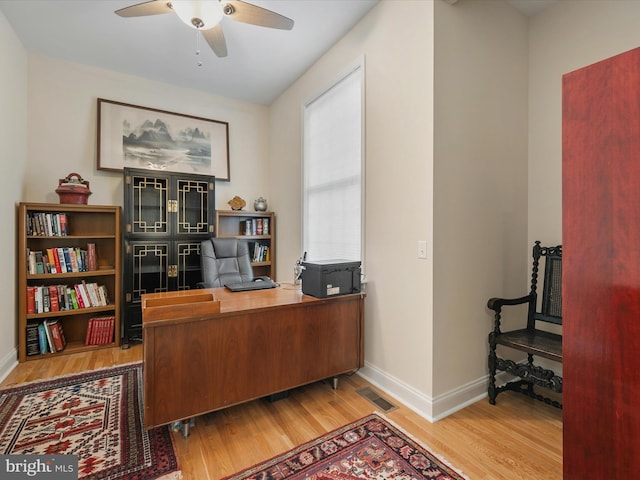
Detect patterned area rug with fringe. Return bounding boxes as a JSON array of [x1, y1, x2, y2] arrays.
[[223, 413, 468, 480], [0, 362, 181, 480]]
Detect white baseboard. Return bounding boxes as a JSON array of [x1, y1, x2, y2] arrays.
[[357, 362, 439, 422], [0, 347, 18, 384], [357, 361, 511, 422], [358, 362, 488, 423]]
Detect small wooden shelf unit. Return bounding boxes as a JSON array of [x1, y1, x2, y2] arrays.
[[18, 202, 122, 362], [215, 210, 276, 279]]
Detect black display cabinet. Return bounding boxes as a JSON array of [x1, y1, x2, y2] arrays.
[[122, 168, 215, 345]]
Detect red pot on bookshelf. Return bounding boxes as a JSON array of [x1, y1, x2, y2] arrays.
[[55, 173, 92, 204]]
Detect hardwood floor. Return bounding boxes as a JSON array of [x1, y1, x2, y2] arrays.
[[1, 345, 562, 480]]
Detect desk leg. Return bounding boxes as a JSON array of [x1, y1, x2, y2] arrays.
[[182, 418, 195, 438], [332, 377, 339, 390]]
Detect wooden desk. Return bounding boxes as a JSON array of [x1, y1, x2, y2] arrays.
[[141, 287, 365, 433]]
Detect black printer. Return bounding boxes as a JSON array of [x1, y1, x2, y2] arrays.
[[300, 259, 361, 298]]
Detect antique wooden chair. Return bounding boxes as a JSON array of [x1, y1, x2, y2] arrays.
[[487, 241, 562, 408]]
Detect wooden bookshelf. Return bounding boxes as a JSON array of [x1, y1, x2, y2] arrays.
[[18, 202, 121, 361], [215, 210, 276, 279]]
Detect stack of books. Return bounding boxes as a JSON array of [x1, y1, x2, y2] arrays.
[[85, 316, 115, 345], [27, 319, 67, 355]]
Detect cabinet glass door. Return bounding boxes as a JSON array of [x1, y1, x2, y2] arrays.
[[127, 241, 170, 303], [176, 241, 203, 290], [176, 177, 213, 235], [128, 173, 169, 235]]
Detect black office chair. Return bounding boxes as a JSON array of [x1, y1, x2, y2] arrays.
[[199, 237, 254, 288]]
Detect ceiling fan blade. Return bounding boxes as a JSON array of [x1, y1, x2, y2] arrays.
[[201, 24, 228, 57], [115, 1, 173, 17], [223, 0, 294, 30]]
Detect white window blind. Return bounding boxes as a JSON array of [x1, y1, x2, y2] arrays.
[[303, 63, 364, 264]]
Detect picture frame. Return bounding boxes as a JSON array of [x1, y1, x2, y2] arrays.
[[97, 98, 230, 181]]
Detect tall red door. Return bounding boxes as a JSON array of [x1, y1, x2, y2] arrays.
[[562, 47, 640, 478]]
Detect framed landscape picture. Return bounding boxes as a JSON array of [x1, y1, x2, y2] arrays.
[[97, 98, 230, 181]]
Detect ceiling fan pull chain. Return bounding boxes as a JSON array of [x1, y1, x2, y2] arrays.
[[195, 31, 202, 67]]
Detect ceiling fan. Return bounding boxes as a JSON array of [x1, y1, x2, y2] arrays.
[[115, 0, 294, 58]]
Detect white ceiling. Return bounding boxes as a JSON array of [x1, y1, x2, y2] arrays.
[[0, 0, 557, 105], [0, 0, 379, 104]]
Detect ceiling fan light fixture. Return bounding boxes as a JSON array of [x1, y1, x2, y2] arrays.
[[172, 0, 223, 30]]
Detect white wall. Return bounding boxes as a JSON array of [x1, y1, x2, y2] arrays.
[[269, 0, 436, 415], [0, 9, 27, 379], [433, 0, 529, 407], [25, 54, 271, 225], [270, 0, 530, 420], [529, 1, 640, 245]]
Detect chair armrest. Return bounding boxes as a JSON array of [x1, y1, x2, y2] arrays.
[[487, 294, 533, 335], [487, 294, 532, 312]]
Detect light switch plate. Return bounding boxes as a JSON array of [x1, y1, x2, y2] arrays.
[[417, 240, 427, 259]]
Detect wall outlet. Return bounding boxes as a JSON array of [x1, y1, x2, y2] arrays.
[[417, 240, 427, 259]]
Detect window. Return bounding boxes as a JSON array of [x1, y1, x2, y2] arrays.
[[303, 61, 364, 267]]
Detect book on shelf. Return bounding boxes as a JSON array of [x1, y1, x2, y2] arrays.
[[95, 317, 105, 345], [42, 319, 56, 353], [54, 214, 62, 237], [69, 249, 79, 272], [34, 287, 43, 313], [96, 285, 107, 306], [47, 215, 53, 236], [58, 285, 69, 310], [73, 284, 88, 308], [43, 249, 54, 274], [44, 214, 54, 236], [57, 247, 68, 273], [77, 247, 87, 272], [90, 318, 100, 345], [27, 250, 35, 274], [37, 323, 49, 354], [62, 249, 72, 271], [35, 251, 44, 274], [26, 287, 36, 314], [42, 287, 50, 313], [68, 287, 79, 309], [26, 322, 40, 356], [59, 213, 68, 235], [84, 318, 93, 345], [50, 248, 62, 274], [48, 285, 59, 312], [98, 285, 110, 306], [87, 243, 97, 271], [46, 319, 66, 352]]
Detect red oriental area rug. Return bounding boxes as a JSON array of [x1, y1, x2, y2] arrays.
[[0, 363, 181, 480], [223, 413, 468, 480]]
